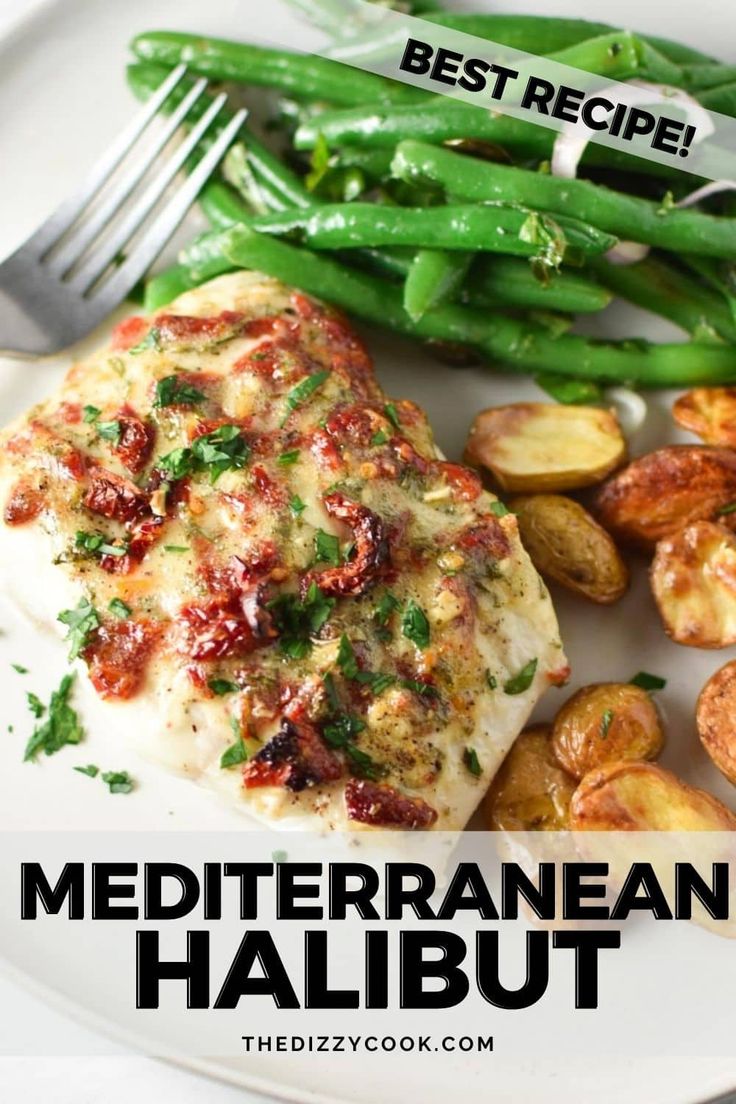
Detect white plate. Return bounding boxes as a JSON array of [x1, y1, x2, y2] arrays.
[[0, 0, 735, 1101]]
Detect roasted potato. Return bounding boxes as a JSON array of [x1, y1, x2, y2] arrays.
[[510, 494, 629, 604], [552, 683, 664, 780], [673, 387, 736, 447], [593, 446, 736, 550], [650, 521, 736, 648], [696, 661, 736, 785], [465, 402, 625, 493], [483, 725, 576, 831], [570, 760, 736, 831]]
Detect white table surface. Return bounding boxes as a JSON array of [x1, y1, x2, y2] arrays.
[[0, 0, 274, 1098]]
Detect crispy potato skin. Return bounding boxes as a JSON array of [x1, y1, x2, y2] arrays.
[[673, 387, 736, 447], [593, 446, 736, 550], [464, 402, 625, 493], [483, 725, 576, 831], [510, 494, 629, 604], [697, 661, 736, 785], [570, 760, 736, 831], [552, 683, 664, 780], [651, 521, 736, 648]]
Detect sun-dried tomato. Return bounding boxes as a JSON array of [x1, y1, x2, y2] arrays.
[[84, 467, 148, 523], [252, 465, 285, 509], [108, 411, 154, 474], [310, 492, 390, 597], [84, 619, 161, 700], [457, 516, 512, 561], [344, 779, 438, 828], [435, 462, 482, 502], [56, 402, 83, 425], [175, 586, 275, 661], [154, 310, 245, 350], [110, 316, 148, 352], [243, 718, 342, 792], [4, 480, 45, 525], [307, 429, 344, 472]]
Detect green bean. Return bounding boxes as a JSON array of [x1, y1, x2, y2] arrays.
[[391, 140, 736, 259], [683, 63, 736, 92], [421, 13, 713, 66], [699, 81, 736, 116], [589, 254, 736, 342], [143, 265, 199, 311], [215, 225, 736, 386], [130, 31, 425, 107], [549, 32, 682, 86], [245, 202, 616, 257], [403, 249, 471, 322], [467, 256, 611, 314]]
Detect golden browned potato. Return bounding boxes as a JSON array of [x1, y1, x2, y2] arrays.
[[696, 661, 736, 785], [465, 402, 625, 493], [673, 387, 736, 447], [650, 521, 736, 648], [510, 494, 629, 604], [593, 445, 736, 550], [552, 683, 664, 780], [483, 725, 576, 831], [570, 760, 736, 831]]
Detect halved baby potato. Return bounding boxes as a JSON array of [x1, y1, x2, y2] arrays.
[[552, 683, 664, 781], [593, 445, 736, 550], [464, 402, 625, 493], [483, 724, 576, 831], [570, 760, 736, 831], [696, 661, 736, 785], [510, 494, 629, 604], [673, 387, 736, 447], [650, 520, 736, 648]]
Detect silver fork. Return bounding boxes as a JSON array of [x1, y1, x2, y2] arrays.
[[0, 65, 247, 357]]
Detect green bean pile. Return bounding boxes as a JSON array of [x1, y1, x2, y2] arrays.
[[127, 3, 736, 394]]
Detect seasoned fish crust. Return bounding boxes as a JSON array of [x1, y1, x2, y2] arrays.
[[0, 272, 567, 829]]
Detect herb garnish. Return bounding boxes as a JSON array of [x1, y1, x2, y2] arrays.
[[402, 600, 430, 649], [630, 671, 667, 691], [485, 670, 498, 690], [208, 678, 239, 696], [23, 674, 84, 761], [504, 658, 538, 695], [277, 449, 300, 466], [97, 420, 123, 445], [83, 405, 101, 424], [74, 763, 99, 778], [281, 370, 330, 425], [600, 709, 614, 739], [11, 663, 28, 675], [108, 598, 132, 620], [289, 494, 307, 517], [717, 502, 736, 516], [371, 430, 389, 447], [268, 582, 335, 659], [221, 717, 249, 768], [314, 528, 342, 567], [154, 375, 206, 408], [489, 500, 510, 517], [27, 692, 45, 719], [129, 327, 161, 355], [58, 598, 100, 661], [75, 530, 127, 559], [384, 403, 400, 429], [322, 713, 381, 780], [463, 747, 482, 777], [164, 545, 189, 553], [159, 425, 250, 484], [101, 770, 134, 794]]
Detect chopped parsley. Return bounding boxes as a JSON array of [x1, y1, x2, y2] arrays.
[[717, 502, 736, 516], [164, 545, 189, 553], [272, 849, 289, 864], [154, 374, 206, 408], [11, 663, 28, 675], [504, 658, 538, 696], [485, 670, 498, 690], [268, 582, 335, 659], [289, 494, 307, 517], [83, 405, 101, 424], [75, 530, 127, 559], [208, 678, 239, 696], [463, 747, 482, 777], [220, 737, 249, 768], [101, 770, 134, 794], [281, 370, 330, 425], [384, 402, 401, 429], [489, 500, 510, 517], [337, 633, 360, 679], [374, 591, 400, 627], [277, 449, 300, 466], [159, 425, 250, 484], [399, 678, 439, 699], [629, 671, 667, 692], [129, 327, 161, 354], [108, 598, 132, 620], [322, 713, 381, 781], [314, 528, 342, 567], [600, 709, 614, 739], [97, 420, 123, 445], [23, 674, 84, 761], [26, 692, 45, 719], [371, 430, 389, 447], [74, 763, 99, 778], [58, 598, 100, 661], [401, 600, 430, 649]]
